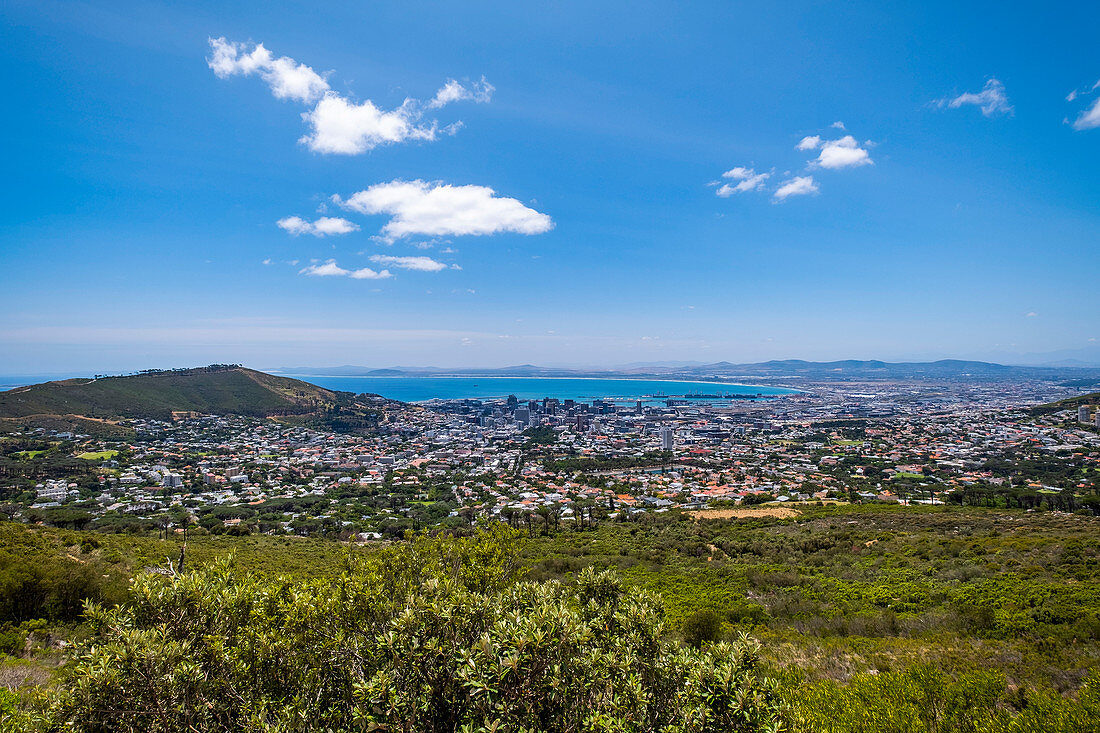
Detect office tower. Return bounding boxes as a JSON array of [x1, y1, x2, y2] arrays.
[[660, 426, 674, 450]]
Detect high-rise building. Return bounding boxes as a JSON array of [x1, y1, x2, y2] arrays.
[[1079, 405, 1092, 424], [514, 407, 531, 426], [660, 426, 674, 451]]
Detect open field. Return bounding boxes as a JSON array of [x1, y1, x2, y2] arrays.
[[686, 506, 801, 520], [75, 450, 117, 460]]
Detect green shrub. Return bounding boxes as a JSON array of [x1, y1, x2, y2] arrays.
[[41, 528, 785, 733], [683, 608, 723, 648]]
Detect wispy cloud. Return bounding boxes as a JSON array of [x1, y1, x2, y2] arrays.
[[935, 78, 1012, 117], [207, 38, 491, 154], [369, 254, 451, 272], [276, 216, 359, 236], [773, 176, 819, 201], [796, 135, 821, 151], [334, 180, 553, 241], [1067, 80, 1100, 131], [715, 167, 771, 196], [208, 38, 329, 103], [299, 259, 392, 279], [427, 78, 494, 109]]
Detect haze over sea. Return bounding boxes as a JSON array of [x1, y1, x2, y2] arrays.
[[277, 375, 798, 404]]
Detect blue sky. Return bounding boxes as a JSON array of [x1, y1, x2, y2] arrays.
[[2, 1, 1099, 373]]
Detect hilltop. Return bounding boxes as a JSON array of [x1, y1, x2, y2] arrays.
[[0, 364, 391, 435]]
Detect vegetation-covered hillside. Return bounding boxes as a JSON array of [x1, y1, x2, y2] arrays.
[[3, 526, 784, 732], [1029, 391, 1100, 417], [3, 505, 1100, 731], [0, 365, 388, 435]]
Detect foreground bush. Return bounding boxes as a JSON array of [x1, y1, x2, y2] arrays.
[[37, 528, 784, 732]]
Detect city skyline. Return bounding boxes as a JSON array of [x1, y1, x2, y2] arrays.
[[3, 1, 1099, 373]]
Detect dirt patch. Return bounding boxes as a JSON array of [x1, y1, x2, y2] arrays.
[[0, 659, 53, 689], [688, 507, 801, 520]]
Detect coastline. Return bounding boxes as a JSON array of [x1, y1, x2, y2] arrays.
[[275, 373, 801, 394]]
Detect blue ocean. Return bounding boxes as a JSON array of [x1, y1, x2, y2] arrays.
[[275, 375, 798, 403]]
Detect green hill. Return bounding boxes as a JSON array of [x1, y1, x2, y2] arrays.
[[1029, 391, 1100, 417], [0, 365, 389, 435]]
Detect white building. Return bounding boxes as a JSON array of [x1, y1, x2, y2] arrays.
[[660, 427, 675, 451]]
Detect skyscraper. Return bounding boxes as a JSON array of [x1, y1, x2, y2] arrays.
[[1079, 405, 1091, 424], [660, 426, 674, 451]]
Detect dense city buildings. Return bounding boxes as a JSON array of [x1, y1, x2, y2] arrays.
[[6, 375, 1098, 538]]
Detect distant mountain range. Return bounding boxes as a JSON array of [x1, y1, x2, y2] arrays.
[[0, 365, 391, 437], [272, 359, 1100, 383]]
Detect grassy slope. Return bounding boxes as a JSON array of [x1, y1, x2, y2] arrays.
[[1030, 391, 1100, 417], [0, 367, 348, 422]]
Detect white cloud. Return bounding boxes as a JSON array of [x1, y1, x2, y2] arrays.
[[369, 254, 449, 272], [796, 135, 822, 151], [1026, 311, 1038, 318], [349, 267, 392, 280], [772, 176, 819, 201], [208, 37, 491, 155], [299, 94, 439, 154], [277, 215, 359, 237], [207, 37, 329, 103], [938, 78, 1013, 117], [299, 259, 392, 279], [1066, 80, 1100, 104], [830, 121, 846, 129], [299, 260, 349, 277], [335, 180, 554, 240], [427, 77, 494, 109], [1071, 96, 1100, 131], [715, 166, 771, 196], [814, 135, 873, 169]]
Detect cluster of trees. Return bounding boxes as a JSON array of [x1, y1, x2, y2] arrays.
[[544, 452, 674, 473], [947, 485, 1100, 514], [522, 425, 558, 445]]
